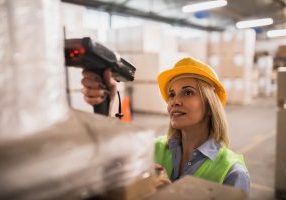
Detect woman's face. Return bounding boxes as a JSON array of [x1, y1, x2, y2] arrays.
[[167, 77, 207, 130]]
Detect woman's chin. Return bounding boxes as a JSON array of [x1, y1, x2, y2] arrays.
[[171, 122, 184, 129]]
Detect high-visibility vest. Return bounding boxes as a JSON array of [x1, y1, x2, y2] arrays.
[[154, 136, 247, 183]]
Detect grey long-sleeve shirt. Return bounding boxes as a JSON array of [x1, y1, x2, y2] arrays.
[[168, 137, 250, 194]]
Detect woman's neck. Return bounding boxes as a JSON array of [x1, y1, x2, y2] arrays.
[[180, 120, 210, 160], [178, 122, 210, 175]]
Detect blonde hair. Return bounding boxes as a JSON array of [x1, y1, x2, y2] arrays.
[[167, 78, 229, 146]]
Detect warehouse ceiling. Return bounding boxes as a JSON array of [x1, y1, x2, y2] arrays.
[[63, 0, 286, 34]]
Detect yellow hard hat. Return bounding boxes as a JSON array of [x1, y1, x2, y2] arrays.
[[157, 57, 227, 105]]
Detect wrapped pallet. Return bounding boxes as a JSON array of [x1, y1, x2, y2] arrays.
[[0, 0, 69, 138], [0, 1, 155, 200]]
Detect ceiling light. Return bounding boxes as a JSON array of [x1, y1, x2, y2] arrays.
[[236, 18, 273, 29], [182, 0, 227, 13], [267, 29, 286, 38]]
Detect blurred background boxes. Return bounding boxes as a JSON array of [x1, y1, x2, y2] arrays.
[[122, 52, 188, 81], [108, 25, 178, 53], [132, 83, 167, 114], [178, 37, 208, 63], [60, 4, 279, 109]]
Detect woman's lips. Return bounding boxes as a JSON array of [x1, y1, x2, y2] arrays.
[[170, 110, 186, 117]]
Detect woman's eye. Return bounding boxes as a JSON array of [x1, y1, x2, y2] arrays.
[[184, 90, 194, 96], [168, 92, 175, 98]]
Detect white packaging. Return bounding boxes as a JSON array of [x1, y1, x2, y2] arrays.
[[0, 0, 68, 138], [70, 92, 93, 113], [67, 67, 83, 90]]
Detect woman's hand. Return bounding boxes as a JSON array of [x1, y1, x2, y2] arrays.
[[154, 163, 172, 189], [81, 69, 117, 106]]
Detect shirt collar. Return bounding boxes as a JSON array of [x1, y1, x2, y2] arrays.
[[197, 138, 221, 161], [168, 136, 221, 161]]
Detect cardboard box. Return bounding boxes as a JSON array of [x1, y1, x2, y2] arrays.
[[207, 31, 255, 79], [207, 32, 222, 55], [146, 176, 247, 200], [217, 55, 253, 79], [96, 174, 156, 200], [208, 30, 256, 58], [276, 45, 286, 58], [275, 109, 286, 196], [208, 54, 221, 77], [178, 37, 208, 63], [161, 31, 178, 52], [277, 67, 286, 107], [220, 31, 236, 57], [108, 25, 177, 53], [132, 83, 167, 114], [222, 78, 252, 105], [220, 30, 256, 57]]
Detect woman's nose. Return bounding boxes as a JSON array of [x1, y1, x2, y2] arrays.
[[168, 96, 182, 108]]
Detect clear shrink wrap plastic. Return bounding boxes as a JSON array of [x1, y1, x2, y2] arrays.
[[87, 123, 155, 194], [0, 0, 69, 138], [0, 0, 156, 198]]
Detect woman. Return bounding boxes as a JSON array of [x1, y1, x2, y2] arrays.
[[81, 57, 250, 194], [155, 57, 250, 193]]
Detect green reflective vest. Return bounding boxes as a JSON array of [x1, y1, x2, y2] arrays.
[[154, 136, 247, 183]]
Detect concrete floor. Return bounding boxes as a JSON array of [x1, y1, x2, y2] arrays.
[[132, 97, 277, 200]]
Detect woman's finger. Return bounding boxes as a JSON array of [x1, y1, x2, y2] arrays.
[[81, 78, 106, 89], [81, 88, 110, 97], [84, 96, 106, 105], [82, 69, 102, 81]]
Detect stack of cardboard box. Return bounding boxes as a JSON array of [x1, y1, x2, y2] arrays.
[[208, 30, 256, 105]]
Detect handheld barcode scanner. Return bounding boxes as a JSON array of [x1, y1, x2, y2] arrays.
[[64, 37, 136, 118]]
